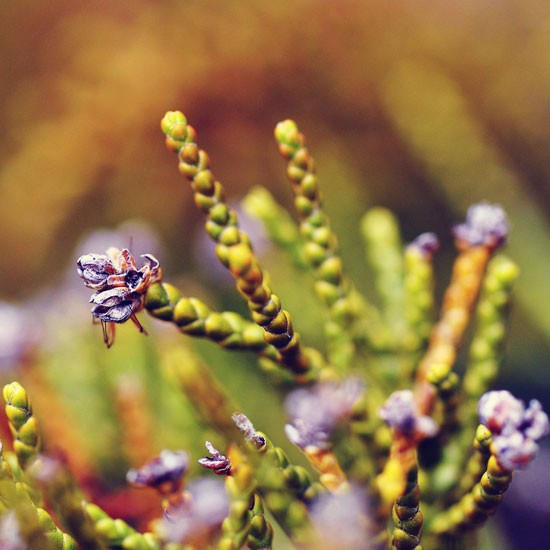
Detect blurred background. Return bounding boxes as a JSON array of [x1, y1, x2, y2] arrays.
[[0, 1, 548, 548]]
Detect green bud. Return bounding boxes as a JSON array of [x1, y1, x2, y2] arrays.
[[3, 383, 29, 411], [193, 170, 216, 196], [300, 173, 318, 200], [294, 195, 313, 217], [161, 111, 187, 137]]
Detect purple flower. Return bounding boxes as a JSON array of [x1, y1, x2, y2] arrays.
[[407, 232, 439, 259], [284, 418, 331, 450], [452, 202, 509, 249], [378, 390, 437, 439], [127, 450, 189, 494], [0, 301, 37, 371], [0, 512, 25, 550], [478, 390, 549, 470], [308, 485, 373, 549], [197, 441, 231, 476], [284, 377, 364, 450], [491, 432, 539, 471], [157, 478, 229, 544], [477, 390, 525, 435], [522, 400, 550, 440]]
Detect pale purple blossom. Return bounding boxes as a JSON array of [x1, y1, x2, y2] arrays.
[[284, 377, 364, 450], [0, 301, 37, 371], [477, 390, 525, 435], [452, 202, 509, 249], [127, 450, 189, 493], [491, 432, 540, 471], [157, 478, 229, 544], [308, 485, 373, 549], [378, 390, 437, 439], [478, 390, 549, 470], [29, 454, 64, 483], [284, 418, 331, 450], [0, 512, 25, 550], [407, 232, 439, 259], [522, 400, 550, 440]]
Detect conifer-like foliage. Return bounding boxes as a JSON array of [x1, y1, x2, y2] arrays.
[[0, 111, 547, 550]]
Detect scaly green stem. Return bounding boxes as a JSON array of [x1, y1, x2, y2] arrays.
[[161, 111, 323, 382]]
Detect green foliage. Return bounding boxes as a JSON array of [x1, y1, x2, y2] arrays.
[[0, 112, 547, 550]]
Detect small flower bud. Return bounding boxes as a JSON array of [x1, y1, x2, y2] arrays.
[[478, 390, 549, 470], [232, 412, 266, 448], [197, 441, 231, 476], [407, 232, 439, 259]]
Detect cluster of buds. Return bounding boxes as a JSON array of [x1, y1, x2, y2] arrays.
[[77, 247, 162, 346], [478, 390, 549, 471], [452, 202, 509, 250]]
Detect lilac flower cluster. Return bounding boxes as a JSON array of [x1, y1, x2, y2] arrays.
[[478, 390, 549, 470], [157, 478, 229, 544], [284, 377, 364, 450], [452, 202, 509, 249], [126, 450, 189, 495], [308, 485, 373, 549], [378, 390, 437, 440]]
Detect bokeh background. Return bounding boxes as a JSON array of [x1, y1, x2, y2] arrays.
[[1, 1, 548, 549]]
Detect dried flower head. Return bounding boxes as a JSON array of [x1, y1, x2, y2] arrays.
[[232, 412, 266, 448], [407, 232, 440, 259], [89, 287, 143, 324], [284, 377, 364, 450], [77, 247, 162, 346], [197, 441, 231, 476], [76, 252, 118, 290], [452, 202, 509, 249], [127, 450, 188, 495], [0, 301, 35, 371], [478, 390, 549, 470], [378, 390, 438, 440]]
